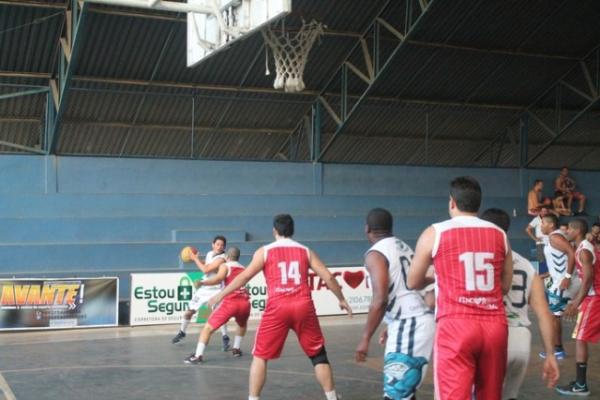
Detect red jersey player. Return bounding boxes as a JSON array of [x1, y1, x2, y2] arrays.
[[556, 219, 600, 396], [408, 176, 513, 400], [184, 246, 250, 363], [209, 214, 352, 400]]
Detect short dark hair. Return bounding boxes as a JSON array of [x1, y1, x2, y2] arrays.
[[542, 214, 559, 228], [568, 219, 588, 235], [533, 179, 543, 186], [450, 176, 482, 213], [273, 214, 294, 237], [366, 208, 393, 233], [213, 235, 227, 246], [480, 208, 511, 233], [592, 222, 600, 229], [559, 222, 569, 228]]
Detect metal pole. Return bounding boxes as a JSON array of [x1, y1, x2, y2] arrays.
[[519, 114, 528, 168]]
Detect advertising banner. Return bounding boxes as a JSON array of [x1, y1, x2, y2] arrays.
[[0, 277, 118, 331], [130, 267, 371, 326]]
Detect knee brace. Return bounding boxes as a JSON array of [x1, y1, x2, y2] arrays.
[[309, 346, 329, 366]]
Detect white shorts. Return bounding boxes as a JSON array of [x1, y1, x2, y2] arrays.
[[384, 313, 435, 400], [502, 326, 531, 400], [188, 285, 220, 311]]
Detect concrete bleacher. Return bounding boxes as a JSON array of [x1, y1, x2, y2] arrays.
[[0, 155, 597, 299]]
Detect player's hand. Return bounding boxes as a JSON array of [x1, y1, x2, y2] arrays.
[[190, 251, 200, 262], [355, 339, 369, 362], [194, 280, 202, 289], [378, 328, 388, 346], [339, 299, 353, 318], [563, 302, 578, 320], [542, 354, 560, 388], [559, 277, 571, 291]]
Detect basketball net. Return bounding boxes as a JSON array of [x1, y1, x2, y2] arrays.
[[262, 19, 325, 93]]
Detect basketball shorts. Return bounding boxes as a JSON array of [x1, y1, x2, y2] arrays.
[[253, 298, 324, 360], [572, 296, 600, 343], [547, 278, 581, 316], [188, 285, 220, 311], [434, 318, 508, 400], [383, 313, 435, 400], [207, 297, 250, 329], [502, 326, 531, 400]]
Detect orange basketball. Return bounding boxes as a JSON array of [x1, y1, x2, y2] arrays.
[[180, 246, 198, 263]]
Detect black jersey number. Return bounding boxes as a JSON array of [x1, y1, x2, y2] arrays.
[[511, 270, 528, 308]]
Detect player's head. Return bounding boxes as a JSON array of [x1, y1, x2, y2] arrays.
[[533, 179, 543, 190], [449, 176, 481, 216], [559, 222, 569, 234], [567, 218, 588, 241], [480, 208, 510, 233], [226, 246, 240, 262], [365, 208, 393, 242], [592, 222, 600, 235], [212, 235, 227, 253], [540, 214, 559, 235], [273, 214, 294, 238], [560, 166, 569, 176]]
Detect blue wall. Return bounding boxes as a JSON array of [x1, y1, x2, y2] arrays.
[[0, 155, 597, 298]]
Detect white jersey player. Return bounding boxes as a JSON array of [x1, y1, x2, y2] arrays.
[[356, 208, 435, 400], [172, 236, 228, 345]]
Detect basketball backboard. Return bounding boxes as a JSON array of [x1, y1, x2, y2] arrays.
[[187, 0, 291, 67]]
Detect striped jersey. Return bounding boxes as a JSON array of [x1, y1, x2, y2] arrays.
[[504, 251, 535, 327], [431, 216, 508, 322], [544, 230, 569, 290], [263, 238, 312, 301], [575, 240, 600, 297], [366, 236, 428, 321]]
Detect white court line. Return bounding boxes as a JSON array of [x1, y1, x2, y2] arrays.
[[0, 364, 380, 385], [0, 371, 16, 400]]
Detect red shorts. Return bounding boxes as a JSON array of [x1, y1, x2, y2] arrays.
[[573, 296, 600, 343], [253, 298, 324, 360], [434, 318, 508, 400], [207, 297, 250, 329]]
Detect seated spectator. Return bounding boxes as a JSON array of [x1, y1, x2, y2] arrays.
[[554, 166, 587, 215], [590, 222, 600, 250], [528, 179, 555, 216], [552, 191, 572, 216]]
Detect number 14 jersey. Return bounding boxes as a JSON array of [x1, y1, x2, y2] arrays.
[[432, 216, 509, 322], [263, 238, 312, 301]]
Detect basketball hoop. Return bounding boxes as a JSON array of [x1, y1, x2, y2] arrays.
[[262, 19, 325, 93]]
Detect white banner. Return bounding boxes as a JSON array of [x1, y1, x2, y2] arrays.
[[130, 267, 371, 326]]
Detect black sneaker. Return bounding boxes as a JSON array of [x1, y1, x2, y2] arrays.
[[221, 334, 230, 351], [556, 381, 590, 396], [184, 353, 203, 364], [172, 331, 186, 344], [232, 348, 242, 357]]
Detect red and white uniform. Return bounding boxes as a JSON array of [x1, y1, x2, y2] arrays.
[[431, 216, 509, 400], [207, 261, 250, 329], [252, 238, 325, 360], [572, 240, 600, 343]]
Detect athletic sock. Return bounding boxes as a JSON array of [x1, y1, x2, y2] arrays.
[[576, 362, 587, 386], [180, 318, 190, 333], [195, 342, 206, 358], [324, 390, 337, 400], [554, 345, 564, 353], [221, 325, 228, 336], [234, 335, 243, 349], [248, 397, 259, 400]]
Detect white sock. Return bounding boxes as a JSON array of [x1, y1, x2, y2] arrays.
[[324, 390, 337, 400], [233, 335, 243, 349], [195, 342, 206, 357], [221, 325, 228, 337], [248, 397, 259, 400], [180, 318, 190, 333]]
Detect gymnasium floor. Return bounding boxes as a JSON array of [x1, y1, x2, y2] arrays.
[[0, 316, 597, 400]]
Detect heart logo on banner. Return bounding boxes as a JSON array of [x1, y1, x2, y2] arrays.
[[343, 271, 365, 289]]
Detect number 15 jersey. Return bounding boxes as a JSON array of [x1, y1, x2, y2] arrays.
[[432, 216, 508, 322]]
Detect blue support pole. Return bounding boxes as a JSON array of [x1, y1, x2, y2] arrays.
[[311, 102, 322, 162], [519, 114, 528, 168]]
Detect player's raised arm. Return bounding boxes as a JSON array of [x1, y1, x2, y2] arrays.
[[309, 250, 352, 317], [209, 247, 265, 306], [355, 250, 388, 362], [407, 226, 435, 290], [529, 274, 560, 387], [190, 251, 226, 274]]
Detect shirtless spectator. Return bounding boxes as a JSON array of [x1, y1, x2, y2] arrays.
[[555, 167, 587, 216], [528, 180, 555, 217], [553, 191, 572, 216]]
